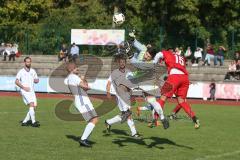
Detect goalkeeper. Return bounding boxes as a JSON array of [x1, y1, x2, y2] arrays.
[[126, 31, 159, 79]]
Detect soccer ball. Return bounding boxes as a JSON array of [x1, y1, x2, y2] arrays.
[[113, 13, 125, 25]]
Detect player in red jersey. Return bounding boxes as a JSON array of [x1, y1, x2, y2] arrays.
[[153, 50, 200, 129]]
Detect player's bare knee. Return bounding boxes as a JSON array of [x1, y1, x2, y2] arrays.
[[90, 117, 98, 124], [29, 102, 35, 108], [177, 97, 185, 104]]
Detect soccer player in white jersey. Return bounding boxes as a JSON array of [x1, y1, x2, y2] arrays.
[[64, 63, 98, 147], [105, 55, 140, 138], [15, 57, 40, 127]]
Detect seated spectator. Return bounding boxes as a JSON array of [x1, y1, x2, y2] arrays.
[[58, 44, 68, 62], [203, 44, 214, 66], [224, 61, 237, 80], [9, 43, 17, 61], [191, 47, 203, 66], [3, 43, 11, 61], [69, 43, 79, 63], [214, 46, 226, 66], [184, 46, 192, 66]]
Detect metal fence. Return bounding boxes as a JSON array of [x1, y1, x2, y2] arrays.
[[0, 24, 239, 58]]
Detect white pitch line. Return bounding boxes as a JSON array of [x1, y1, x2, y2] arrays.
[[0, 111, 47, 114], [195, 150, 240, 160]]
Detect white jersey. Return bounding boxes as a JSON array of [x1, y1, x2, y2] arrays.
[[16, 68, 38, 92], [64, 73, 96, 119], [64, 73, 88, 98]]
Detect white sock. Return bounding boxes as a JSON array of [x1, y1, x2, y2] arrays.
[[106, 115, 122, 125], [151, 101, 165, 120], [127, 119, 137, 136], [23, 112, 30, 123], [140, 104, 151, 111], [81, 122, 95, 140], [29, 107, 36, 123], [151, 110, 155, 119]]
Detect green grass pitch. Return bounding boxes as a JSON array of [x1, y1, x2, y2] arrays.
[[0, 96, 240, 160]]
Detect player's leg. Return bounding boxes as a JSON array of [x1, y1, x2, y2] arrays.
[[74, 97, 98, 147], [176, 75, 200, 129], [105, 115, 122, 133], [127, 116, 140, 138], [137, 104, 153, 116], [146, 96, 165, 121], [80, 116, 98, 147], [104, 96, 127, 132], [169, 104, 182, 120], [156, 75, 180, 129], [21, 92, 39, 127]]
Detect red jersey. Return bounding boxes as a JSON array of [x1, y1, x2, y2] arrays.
[[162, 50, 188, 75]]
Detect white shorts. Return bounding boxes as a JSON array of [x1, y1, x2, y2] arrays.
[[21, 91, 37, 106], [116, 95, 131, 112], [74, 95, 97, 122]]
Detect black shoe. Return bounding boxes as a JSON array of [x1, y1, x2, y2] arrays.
[[121, 110, 132, 123], [20, 120, 32, 126], [105, 120, 111, 133], [192, 116, 200, 129], [31, 121, 40, 127], [79, 139, 91, 147], [21, 122, 28, 126], [161, 118, 169, 129], [168, 114, 177, 120]]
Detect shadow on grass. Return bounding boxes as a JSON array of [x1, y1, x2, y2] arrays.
[[112, 134, 193, 150], [65, 135, 96, 145], [146, 137, 193, 150], [102, 128, 129, 137]]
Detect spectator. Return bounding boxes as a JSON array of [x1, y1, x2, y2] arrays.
[[3, 43, 11, 61], [69, 43, 79, 63], [236, 60, 240, 80], [214, 46, 226, 66], [0, 43, 5, 56], [9, 43, 17, 61], [192, 47, 203, 66], [184, 46, 192, 66], [58, 44, 68, 62], [234, 51, 240, 63], [203, 44, 214, 66], [209, 79, 216, 101], [224, 61, 237, 80], [175, 47, 182, 56]]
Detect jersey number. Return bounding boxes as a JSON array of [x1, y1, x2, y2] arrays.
[[175, 55, 184, 66]]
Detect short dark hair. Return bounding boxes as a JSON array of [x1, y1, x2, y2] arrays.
[[147, 47, 157, 58], [24, 57, 31, 62], [114, 54, 127, 62]]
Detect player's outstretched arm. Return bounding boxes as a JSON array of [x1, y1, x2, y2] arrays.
[[133, 39, 147, 52], [153, 52, 164, 64]]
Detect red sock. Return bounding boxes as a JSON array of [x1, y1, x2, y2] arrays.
[[157, 99, 165, 109], [154, 112, 159, 120], [179, 102, 195, 118], [173, 105, 182, 114]]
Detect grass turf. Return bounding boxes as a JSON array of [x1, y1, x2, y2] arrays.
[[0, 96, 240, 160]]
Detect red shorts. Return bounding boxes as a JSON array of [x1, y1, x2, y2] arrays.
[[161, 74, 189, 98]]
